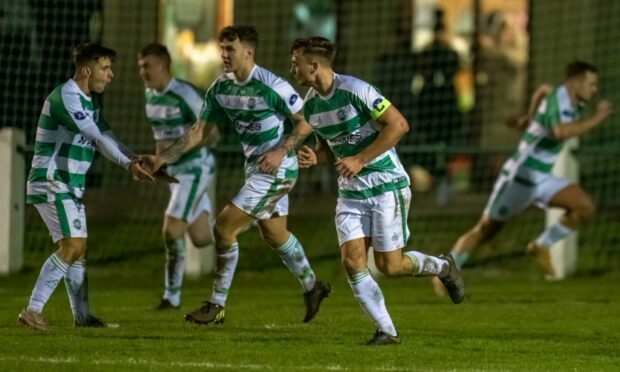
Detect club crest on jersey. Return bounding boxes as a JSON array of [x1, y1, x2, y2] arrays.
[[289, 94, 298, 105], [73, 219, 82, 230], [337, 109, 347, 121], [73, 111, 86, 120], [247, 97, 256, 109]]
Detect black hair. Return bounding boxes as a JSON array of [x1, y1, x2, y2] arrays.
[[565, 61, 598, 79], [290, 37, 336, 64], [73, 43, 116, 68], [139, 43, 171, 68], [218, 25, 258, 51]]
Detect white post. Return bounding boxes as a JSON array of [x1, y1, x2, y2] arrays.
[[0, 128, 25, 274], [546, 138, 579, 279], [184, 170, 216, 278]]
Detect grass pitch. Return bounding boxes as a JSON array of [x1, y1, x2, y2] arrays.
[[1, 246, 618, 371]]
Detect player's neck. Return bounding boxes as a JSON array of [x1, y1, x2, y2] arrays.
[[315, 70, 335, 97], [73, 75, 91, 96], [233, 62, 255, 83], [154, 76, 172, 93], [565, 81, 580, 107]]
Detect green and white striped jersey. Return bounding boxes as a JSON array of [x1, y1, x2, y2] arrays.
[[27, 79, 131, 204], [144, 78, 213, 169], [199, 65, 303, 179], [502, 84, 585, 185], [303, 73, 410, 199]]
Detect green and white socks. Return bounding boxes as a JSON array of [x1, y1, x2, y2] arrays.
[[404, 251, 450, 277], [210, 243, 239, 306], [64, 259, 89, 323], [275, 233, 316, 293], [536, 222, 573, 248], [348, 268, 397, 337], [27, 253, 69, 313], [163, 238, 186, 307]]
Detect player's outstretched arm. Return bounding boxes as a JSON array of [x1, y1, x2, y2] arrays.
[[258, 112, 313, 174], [552, 100, 613, 140], [506, 84, 553, 131], [335, 105, 409, 179], [155, 119, 216, 166]]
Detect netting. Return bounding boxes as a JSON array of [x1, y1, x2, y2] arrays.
[[2, 0, 619, 272]]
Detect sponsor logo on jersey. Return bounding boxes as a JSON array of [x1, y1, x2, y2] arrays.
[[73, 111, 86, 120], [235, 120, 262, 133], [289, 94, 298, 105], [77, 135, 94, 147], [332, 132, 362, 145]]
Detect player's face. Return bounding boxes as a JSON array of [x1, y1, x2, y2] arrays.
[[290, 50, 314, 86], [220, 39, 251, 73], [138, 55, 167, 89], [88, 57, 114, 94], [576, 71, 598, 102]]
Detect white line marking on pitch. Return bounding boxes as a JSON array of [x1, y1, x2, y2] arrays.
[[0, 356, 414, 371]]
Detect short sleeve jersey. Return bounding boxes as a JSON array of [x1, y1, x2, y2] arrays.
[[303, 73, 410, 199], [199, 65, 303, 176], [504, 84, 585, 183], [27, 79, 111, 204], [144, 78, 210, 165]]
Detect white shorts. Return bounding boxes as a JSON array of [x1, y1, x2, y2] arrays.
[[231, 173, 296, 220], [484, 172, 570, 221], [34, 197, 88, 243], [335, 187, 411, 252], [165, 166, 214, 224]]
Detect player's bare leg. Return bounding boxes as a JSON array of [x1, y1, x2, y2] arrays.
[[187, 211, 214, 248], [433, 216, 503, 296], [528, 184, 595, 277]]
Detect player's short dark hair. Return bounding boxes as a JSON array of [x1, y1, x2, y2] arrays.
[[566, 61, 598, 79], [290, 37, 336, 65], [139, 43, 171, 68], [218, 25, 258, 51], [73, 43, 116, 68]]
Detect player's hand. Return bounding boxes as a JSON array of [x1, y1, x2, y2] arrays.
[[297, 145, 317, 168], [129, 159, 155, 183], [505, 114, 529, 131], [137, 154, 165, 174], [154, 167, 179, 183], [335, 155, 364, 179], [257, 147, 287, 174], [596, 100, 613, 120]]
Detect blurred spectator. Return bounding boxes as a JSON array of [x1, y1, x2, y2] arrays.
[[475, 10, 528, 149], [413, 8, 463, 146], [374, 9, 416, 127], [412, 8, 464, 206]]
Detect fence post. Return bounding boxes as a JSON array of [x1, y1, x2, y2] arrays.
[[546, 138, 579, 279], [0, 128, 25, 274]]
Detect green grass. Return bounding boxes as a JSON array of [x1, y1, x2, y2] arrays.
[[1, 250, 619, 371]]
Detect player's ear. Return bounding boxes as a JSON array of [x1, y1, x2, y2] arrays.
[[81, 65, 92, 77], [311, 61, 320, 74]]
